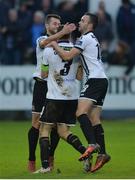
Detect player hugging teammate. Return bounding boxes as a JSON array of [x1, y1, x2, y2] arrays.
[[28, 12, 111, 174]]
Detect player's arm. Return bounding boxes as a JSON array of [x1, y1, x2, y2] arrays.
[[49, 41, 81, 60], [39, 23, 76, 48], [39, 31, 65, 48], [41, 64, 49, 78], [76, 64, 83, 81]]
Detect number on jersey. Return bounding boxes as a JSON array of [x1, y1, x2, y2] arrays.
[[60, 60, 73, 76]]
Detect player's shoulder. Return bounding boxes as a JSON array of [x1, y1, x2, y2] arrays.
[[75, 32, 91, 45], [36, 35, 48, 44], [82, 31, 95, 40], [78, 32, 97, 46]]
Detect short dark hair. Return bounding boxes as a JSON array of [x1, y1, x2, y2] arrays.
[[84, 12, 98, 30], [45, 14, 61, 24]]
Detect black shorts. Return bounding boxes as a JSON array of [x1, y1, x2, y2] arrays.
[[32, 79, 47, 113], [40, 99, 78, 126], [80, 78, 108, 106]]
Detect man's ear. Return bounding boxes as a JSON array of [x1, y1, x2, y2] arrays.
[[45, 23, 49, 29]]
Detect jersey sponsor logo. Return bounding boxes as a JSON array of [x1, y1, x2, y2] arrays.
[[60, 46, 72, 51], [75, 40, 83, 46]]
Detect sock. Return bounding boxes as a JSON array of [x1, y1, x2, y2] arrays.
[[67, 134, 86, 154], [78, 114, 96, 144], [28, 126, 39, 161], [93, 124, 106, 154], [49, 128, 60, 157], [39, 137, 50, 169]]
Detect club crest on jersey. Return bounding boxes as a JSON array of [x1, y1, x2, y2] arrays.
[[76, 40, 82, 46]]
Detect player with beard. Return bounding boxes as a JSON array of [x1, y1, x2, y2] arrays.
[[48, 13, 111, 172], [34, 26, 90, 173]]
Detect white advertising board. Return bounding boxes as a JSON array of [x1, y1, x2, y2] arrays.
[[0, 66, 135, 110], [104, 66, 135, 110], [0, 66, 34, 110]]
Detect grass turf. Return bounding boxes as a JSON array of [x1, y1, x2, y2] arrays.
[[0, 119, 135, 179]]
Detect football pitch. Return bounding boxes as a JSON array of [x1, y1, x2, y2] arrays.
[[0, 119, 135, 179]]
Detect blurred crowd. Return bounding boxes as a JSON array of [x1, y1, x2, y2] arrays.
[[0, 0, 135, 76], [0, 0, 87, 65], [95, 0, 135, 77]]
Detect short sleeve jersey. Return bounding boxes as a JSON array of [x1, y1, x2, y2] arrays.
[[33, 35, 48, 81], [42, 41, 80, 100], [74, 32, 107, 80]]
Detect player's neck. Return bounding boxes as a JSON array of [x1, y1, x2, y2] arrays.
[[46, 31, 52, 36]]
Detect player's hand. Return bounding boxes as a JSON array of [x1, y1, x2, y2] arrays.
[[62, 23, 76, 34]]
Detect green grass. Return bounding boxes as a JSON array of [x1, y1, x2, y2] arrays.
[[0, 119, 135, 179]]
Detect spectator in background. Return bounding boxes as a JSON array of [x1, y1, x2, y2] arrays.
[[40, 0, 54, 16], [57, 0, 76, 24], [18, 2, 33, 64], [108, 41, 134, 77], [0, 0, 10, 64], [0, 28, 6, 64], [22, 0, 38, 13], [0, 0, 11, 25], [0, 0, 16, 66], [1, 9, 22, 65], [30, 11, 45, 64], [98, 0, 112, 24], [95, 8, 113, 62], [95, 7, 113, 45], [117, 0, 135, 44], [5, 0, 15, 8], [74, 0, 88, 23], [31, 11, 45, 49], [117, 0, 135, 66], [18, 2, 32, 37]]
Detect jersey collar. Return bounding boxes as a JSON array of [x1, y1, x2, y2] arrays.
[[57, 40, 70, 43], [83, 31, 93, 35]]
